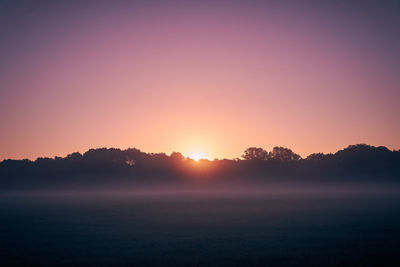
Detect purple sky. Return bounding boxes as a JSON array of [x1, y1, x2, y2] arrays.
[[0, 0, 399, 160]]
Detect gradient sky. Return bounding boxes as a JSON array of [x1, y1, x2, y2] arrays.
[[1, 0, 399, 160]]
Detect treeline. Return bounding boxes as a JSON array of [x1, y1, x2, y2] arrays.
[[0, 144, 399, 190]]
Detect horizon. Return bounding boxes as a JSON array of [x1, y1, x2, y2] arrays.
[[2, 142, 398, 162], [3, 142, 400, 162]]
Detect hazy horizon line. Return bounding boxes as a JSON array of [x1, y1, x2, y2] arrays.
[[2, 143, 399, 162]]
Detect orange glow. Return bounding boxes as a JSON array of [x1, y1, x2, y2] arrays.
[[186, 152, 208, 161], [0, 2, 399, 161]]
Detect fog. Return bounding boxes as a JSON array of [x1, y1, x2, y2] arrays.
[[2, 176, 400, 198]]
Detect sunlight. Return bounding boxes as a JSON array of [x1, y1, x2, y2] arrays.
[[187, 152, 207, 161]]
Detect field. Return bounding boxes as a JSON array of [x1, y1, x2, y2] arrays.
[[1, 186, 400, 266]]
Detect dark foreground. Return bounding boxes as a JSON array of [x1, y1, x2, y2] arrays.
[[1, 188, 400, 266]]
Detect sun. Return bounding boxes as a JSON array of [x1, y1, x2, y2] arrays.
[[187, 152, 207, 161]]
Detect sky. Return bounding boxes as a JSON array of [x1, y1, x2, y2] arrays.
[[1, 0, 399, 160]]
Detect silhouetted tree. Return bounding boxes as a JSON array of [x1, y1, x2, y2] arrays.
[[1, 144, 400, 191], [306, 153, 332, 161], [66, 152, 83, 161], [170, 152, 185, 161], [83, 148, 125, 162], [242, 147, 269, 160], [270, 147, 301, 161]]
